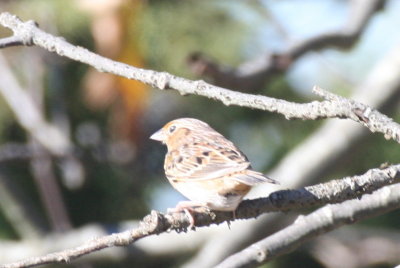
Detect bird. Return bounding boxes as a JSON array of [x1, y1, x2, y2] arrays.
[[150, 118, 278, 226]]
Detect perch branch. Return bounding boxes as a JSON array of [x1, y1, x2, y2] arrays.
[[1, 163, 399, 268], [216, 182, 400, 268]]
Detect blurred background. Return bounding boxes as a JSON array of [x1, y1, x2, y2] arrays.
[[0, 0, 400, 267]]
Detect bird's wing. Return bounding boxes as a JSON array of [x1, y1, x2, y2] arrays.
[[165, 140, 251, 181]]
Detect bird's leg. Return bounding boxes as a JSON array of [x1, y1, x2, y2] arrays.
[[168, 201, 207, 229], [224, 210, 236, 230]]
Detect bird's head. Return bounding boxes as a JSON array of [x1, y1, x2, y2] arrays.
[[150, 118, 212, 148]]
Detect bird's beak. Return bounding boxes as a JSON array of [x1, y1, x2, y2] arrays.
[[150, 129, 165, 142]]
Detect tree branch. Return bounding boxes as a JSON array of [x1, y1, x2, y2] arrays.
[[0, 35, 28, 48], [187, 0, 386, 91], [215, 182, 400, 268], [0, 53, 71, 156], [0, 12, 399, 144], [1, 163, 399, 268], [0, 220, 206, 264], [0, 173, 43, 239]]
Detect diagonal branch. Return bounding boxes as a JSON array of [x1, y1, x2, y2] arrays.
[[1, 163, 399, 268], [187, 0, 387, 91], [0, 53, 71, 156], [215, 182, 400, 268], [0, 12, 399, 144]]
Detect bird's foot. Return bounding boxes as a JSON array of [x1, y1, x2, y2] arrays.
[[168, 201, 208, 229]]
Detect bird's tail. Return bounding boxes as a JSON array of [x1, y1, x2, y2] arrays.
[[235, 170, 279, 186]]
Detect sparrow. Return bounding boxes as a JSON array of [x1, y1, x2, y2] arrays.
[[150, 118, 278, 226]]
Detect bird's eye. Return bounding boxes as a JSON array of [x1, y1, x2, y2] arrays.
[[169, 125, 176, 133]]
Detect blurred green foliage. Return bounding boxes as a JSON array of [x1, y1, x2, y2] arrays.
[[11, 0, 90, 37], [137, 0, 249, 76]]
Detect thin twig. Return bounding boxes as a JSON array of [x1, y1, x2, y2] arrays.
[[0, 35, 26, 48]]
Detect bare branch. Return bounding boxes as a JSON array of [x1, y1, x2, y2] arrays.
[[0, 53, 71, 156], [29, 143, 72, 232], [288, 0, 385, 56], [254, 163, 400, 213], [215, 183, 400, 268], [187, 0, 386, 91], [0, 143, 38, 161], [0, 174, 42, 239], [1, 163, 399, 268], [0, 12, 399, 144], [0, 220, 207, 263], [0, 35, 26, 48]]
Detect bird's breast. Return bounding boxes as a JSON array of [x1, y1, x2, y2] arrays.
[[168, 177, 251, 211]]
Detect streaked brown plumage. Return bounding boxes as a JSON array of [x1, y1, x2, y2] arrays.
[[150, 118, 278, 222]]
